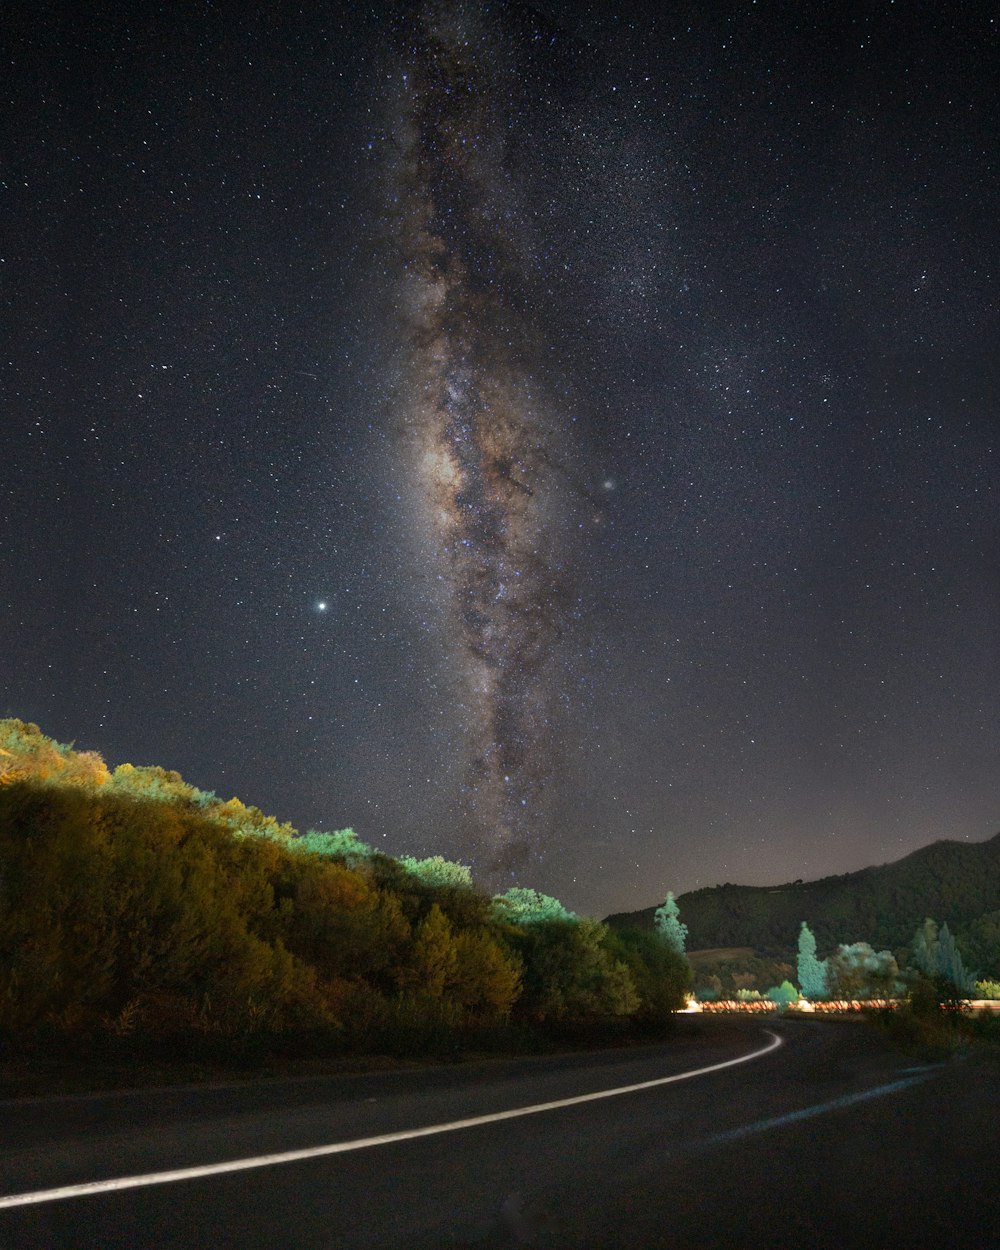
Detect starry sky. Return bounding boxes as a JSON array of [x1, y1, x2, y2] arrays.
[[4, 1, 998, 918]]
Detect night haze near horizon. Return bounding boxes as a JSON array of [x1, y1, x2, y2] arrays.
[[3, 1, 997, 919]]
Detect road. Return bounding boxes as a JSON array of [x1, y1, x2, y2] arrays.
[[1, 1018, 997, 1249]]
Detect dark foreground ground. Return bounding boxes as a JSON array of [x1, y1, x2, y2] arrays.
[[1, 1017, 997, 1249]]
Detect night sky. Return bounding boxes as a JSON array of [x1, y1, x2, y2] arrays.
[[4, 1, 998, 918]]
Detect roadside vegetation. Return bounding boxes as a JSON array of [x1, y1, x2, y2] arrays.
[[5, 717, 996, 1086], [0, 720, 690, 1077]]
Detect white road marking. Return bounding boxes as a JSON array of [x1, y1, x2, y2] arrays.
[[0, 1030, 783, 1209], [693, 1070, 932, 1151]]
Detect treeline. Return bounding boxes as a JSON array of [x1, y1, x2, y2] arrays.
[[0, 721, 689, 1051], [608, 835, 1000, 976]]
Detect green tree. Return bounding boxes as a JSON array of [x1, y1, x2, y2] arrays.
[[826, 942, 899, 999], [797, 921, 828, 999], [766, 980, 799, 1005], [958, 910, 1000, 979], [606, 927, 691, 1022], [515, 918, 638, 1021], [405, 904, 458, 999], [399, 855, 474, 890], [653, 891, 687, 954], [291, 828, 374, 863], [910, 917, 940, 978], [909, 917, 974, 994], [936, 923, 974, 994], [491, 887, 577, 926]]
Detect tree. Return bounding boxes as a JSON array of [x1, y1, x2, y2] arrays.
[[491, 887, 576, 926], [405, 904, 457, 999], [292, 828, 374, 863], [450, 930, 522, 1020], [399, 855, 474, 890], [605, 927, 691, 1021], [910, 917, 940, 978], [514, 918, 639, 1021], [909, 917, 974, 994], [766, 980, 799, 1005], [797, 921, 828, 999], [959, 911, 1000, 979], [654, 891, 687, 954], [936, 923, 974, 994], [825, 943, 900, 1000]]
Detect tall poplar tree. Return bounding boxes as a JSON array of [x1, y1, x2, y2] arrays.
[[654, 892, 688, 954], [797, 921, 827, 999]]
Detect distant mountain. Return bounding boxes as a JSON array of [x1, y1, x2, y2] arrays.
[[606, 832, 1000, 956]]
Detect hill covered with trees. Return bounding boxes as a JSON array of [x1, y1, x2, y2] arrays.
[[0, 720, 689, 1057], [606, 835, 1000, 976]]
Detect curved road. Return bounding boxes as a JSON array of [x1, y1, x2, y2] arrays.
[[1, 1019, 996, 1248]]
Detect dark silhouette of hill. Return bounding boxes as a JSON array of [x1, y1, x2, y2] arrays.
[[606, 832, 1000, 956]]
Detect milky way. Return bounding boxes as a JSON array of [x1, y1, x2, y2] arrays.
[[391, 2, 577, 875]]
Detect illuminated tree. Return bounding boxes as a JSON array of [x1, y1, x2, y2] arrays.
[[825, 942, 900, 999], [450, 930, 522, 1019], [491, 887, 576, 925], [908, 917, 973, 994], [0, 719, 110, 787], [292, 828, 374, 862], [654, 891, 687, 954], [407, 904, 458, 999], [399, 855, 474, 890], [766, 980, 799, 1005], [797, 921, 828, 999]]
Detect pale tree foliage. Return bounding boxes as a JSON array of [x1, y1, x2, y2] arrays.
[[399, 855, 474, 890], [293, 828, 374, 862], [910, 917, 974, 993], [797, 921, 828, 999], [654, 891, 687, 954], [491, 887, 577, 925], [825, 942, 900, 999], [766, 980, 799, 1004]]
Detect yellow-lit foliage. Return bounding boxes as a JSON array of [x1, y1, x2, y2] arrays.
[[451, 929, 523, 1019], [0, 720, 111, 788], [280, 856, 410, 985], [213, 795, 297, 843], [0, 782, 323, 1034], [0, 719, 688, 1050], [407, 904, 458, 999]]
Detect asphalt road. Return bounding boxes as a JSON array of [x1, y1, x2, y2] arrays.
[[1, 1018, 997, 1249]]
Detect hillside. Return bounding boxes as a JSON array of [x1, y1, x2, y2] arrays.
[[0, 719, 690, 1053], [606, 833, 1000, 959]]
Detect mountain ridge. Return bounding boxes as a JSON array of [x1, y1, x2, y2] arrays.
[[606, 830, 1000, 958]]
